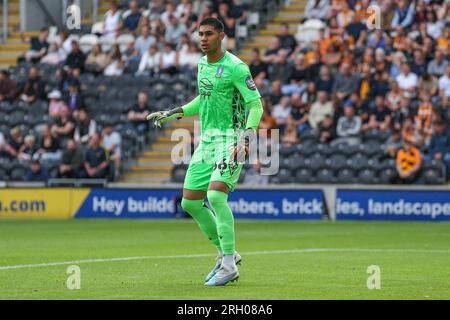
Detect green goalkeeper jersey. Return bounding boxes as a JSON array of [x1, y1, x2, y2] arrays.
[[197, 51, 261, 143]]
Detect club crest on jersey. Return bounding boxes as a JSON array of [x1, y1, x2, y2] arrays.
[[216, 66, 224, 78], [245, 76, 257, 90]]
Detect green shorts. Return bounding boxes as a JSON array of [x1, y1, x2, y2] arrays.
[[183, 139, 243, 192]]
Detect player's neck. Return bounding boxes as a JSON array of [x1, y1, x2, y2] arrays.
[[207, 49, 225, 64]]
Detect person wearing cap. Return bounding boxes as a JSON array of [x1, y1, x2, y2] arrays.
[[48, 89, 66, 119], [26, 159, 49, 182], [0, 70, 17, 102]]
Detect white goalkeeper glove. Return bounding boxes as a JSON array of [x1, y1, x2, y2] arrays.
[[146, 107, 183, 128]]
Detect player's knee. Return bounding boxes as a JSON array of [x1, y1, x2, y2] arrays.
[[206, 190, 228, 209], [181, 198, 201, 213]]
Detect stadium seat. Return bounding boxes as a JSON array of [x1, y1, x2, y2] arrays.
[[308, 152, 326, 171], [315, 168, 335, 183], [378, 167, 397, 184], [10, 164, 27, 181], [116, 34, 135, 53], [346, 153, 369, 171], [357, 169, 377, 184], [0, 166, 7, 181], [275, 168, 293, 184], [336, 168, 355, 184], [294, 168, 313, 183], [79, 34, 99, 54], [99, 35, 115, 52], [326, 154, 348, 171]]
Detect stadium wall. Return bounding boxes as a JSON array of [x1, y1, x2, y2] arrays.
[[1, 185, 449, 221]]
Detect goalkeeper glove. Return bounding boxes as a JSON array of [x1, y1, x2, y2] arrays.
[[146, 107, 183, 128], [229, 128, 256, 164]]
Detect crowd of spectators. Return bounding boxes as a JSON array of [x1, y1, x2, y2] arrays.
[[1, 0, 252, 182], [250, 0, 449, 183]]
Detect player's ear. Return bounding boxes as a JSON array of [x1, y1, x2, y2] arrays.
[[219, 31, 225, 41]]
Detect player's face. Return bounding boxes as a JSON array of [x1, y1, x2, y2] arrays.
[[198, 25, 224, 54]]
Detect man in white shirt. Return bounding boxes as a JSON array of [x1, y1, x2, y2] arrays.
[[102, 122, 122, 179], [135, 26, 156, 56], [396, 63, 418, 98], [308, 91, 334, 130]]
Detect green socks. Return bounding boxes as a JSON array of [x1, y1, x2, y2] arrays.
[[206, 190, 235, 255], [181, 198, 221, 250]]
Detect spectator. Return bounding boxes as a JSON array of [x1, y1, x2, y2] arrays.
[[385, 128, 404, 158], [35, 124, 61, 161], [48, 90, 66, 119], [80, 133, 109, 179], [269, 49, 293, 84], [127, 91, 151, 135], [74, 108, 97, 145], [159, 42, 178, 75], [438, 65, 450, 109], [284, 53, 311, 94], [345, 11, 367, 50], [51, 105, 75, 146], [3, 127, 23, 159], [165, 15, 187, 46], [396, 63, 418, 98], [396, 140, 423, 183], [411, 49, 428, 76], [277, 23, 297, 53], [281, 116, 300, 147], [304, 0, 329, 20], [135, 25, 156, 56], [137, 43, 161, 75], [364, 95, 391, 132], [427, 121, 450, 166], [161, 2, 179, 28], [271, 96, 291, 130], [58, 139, 84, 178], [179, 42, 201, 77], [216, 2, 235, 39], [40, 42, 67, 65], [104, 44, 125, 76], [249, 48, 268, 79], [290, 92, 310, 133], [122, 0, 142, 33], [103, 0, 122, 37], [19, 66, 44, 103], [102, 123, 122, 178], [308, 91, 334, 130], [427, 50, 449, 78], [332, 62, 359, 101], [85, 44, 111, 75], [318, 115, 335, 144], [18, 134, 37, 161], [26, 159, 49, 182], [314, 65, 334, 93], [0, 70, 17, 102], [24, 27, 49, 63], [262, 37, 282, 64], [0, 131, 6, 157], [64, 80, 84, 113], [65, 40, 86, 74], [391, 0, 415, 29], [333, 104, 361, 146], [243, 161, 269, 185]]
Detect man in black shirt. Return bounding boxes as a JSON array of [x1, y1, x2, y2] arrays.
[[65, 40, 86, 74], [80, 133, 108, 179], [25, 27, 49, 63], [59, 139, 85, 178], [249, 48, 268, 79], [127, 91, 152, 135], [277, 23, 297, 54]]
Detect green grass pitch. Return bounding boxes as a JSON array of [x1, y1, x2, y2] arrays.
[[0, 219, 449, 299]]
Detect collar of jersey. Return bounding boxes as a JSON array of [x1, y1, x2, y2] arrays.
[[202, 50, 228, 65]]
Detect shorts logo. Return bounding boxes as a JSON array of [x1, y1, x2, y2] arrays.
[[245, 76, 256, 90]]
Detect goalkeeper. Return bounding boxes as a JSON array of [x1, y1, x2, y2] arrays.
[[147, 18, 263, 286]]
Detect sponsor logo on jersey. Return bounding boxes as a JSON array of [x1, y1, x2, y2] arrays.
[[245, 76, 257, 90], [199, 78, 213, 97]]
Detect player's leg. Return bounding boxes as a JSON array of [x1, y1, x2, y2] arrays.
[[181, 142, 222, 253], [204, 153, 244, 286]]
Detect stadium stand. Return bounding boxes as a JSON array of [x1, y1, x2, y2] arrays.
[[0, 0, 449, 186]]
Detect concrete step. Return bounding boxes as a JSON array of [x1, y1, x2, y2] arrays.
[[272, 17, 302, 24], [137, 158, 174, 164], [123, 172, 171, 179], [0, 43, 30, 51], [142, 151, 172, 157], [262, 23, 299, 31], [259, 29, 295, 36], [131, 165, 173, 172]]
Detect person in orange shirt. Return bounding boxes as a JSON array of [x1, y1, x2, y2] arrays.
[[415, 92, 434, 145], [396, 139, 423, 183]]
